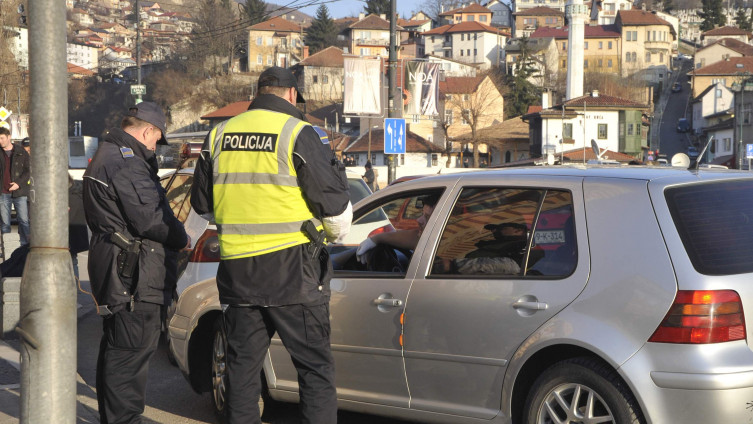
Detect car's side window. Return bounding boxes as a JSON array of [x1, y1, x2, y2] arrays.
[[527, 190, 577, 277], [430, 187, 576, 278], [165, 174, 193, 224], [331, 190, 443, 274]]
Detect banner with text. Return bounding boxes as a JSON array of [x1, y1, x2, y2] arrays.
[[343, 57, 382, 115], [403, 61, 439, 116]]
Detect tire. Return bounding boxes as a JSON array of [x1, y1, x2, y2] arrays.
[[524, 357, 643, 424], [211, 316, 228, 423]]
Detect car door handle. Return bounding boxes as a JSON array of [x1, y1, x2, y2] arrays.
[[512, 300, 548, 311], [373, 298, 403, 307]]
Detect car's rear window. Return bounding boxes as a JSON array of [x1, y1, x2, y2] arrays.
[[665, 179, 753, 275]]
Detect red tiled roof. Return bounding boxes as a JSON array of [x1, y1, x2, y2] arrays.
[[529, 24, 620, 39], [422, 21, 502, 35], [439, 76, 485, 94], [699, 37, 753, 56], [693, 56, 753, 75], [617, 10, 672, 27], [460, 3, 492, 13], [527, 105, 543, 114], [455, 116, 528, 143], [345, 129, 444, 153], [398, 18, 431, 27], [67, 63, 95, 76], [201, 101, 251, 120], [439, 7, 464, 16], [249, 16, 302, 32], [562, 93, 647, 108], [513, 6, 564, 16], [349, 14, 403, 30], [702, 26, 753, 38], [298, 46, 344, 67]]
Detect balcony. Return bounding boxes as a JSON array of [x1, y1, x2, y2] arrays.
[[644, 40, 670, 50], [442, 41, 452, 48], [356, 38, 389, 47]]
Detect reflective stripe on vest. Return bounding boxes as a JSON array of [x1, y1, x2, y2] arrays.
[[210, 109, 318, 260]]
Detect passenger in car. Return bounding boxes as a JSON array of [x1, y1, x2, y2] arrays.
[[356, 192, 440, 264], [466, 222, 528, 263]]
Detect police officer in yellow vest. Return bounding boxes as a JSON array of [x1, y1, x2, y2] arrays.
[[191, 66, 352, 424]]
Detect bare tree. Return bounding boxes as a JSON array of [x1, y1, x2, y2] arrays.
[[446, 71, 505, 167], [419, 0, 464, 20], [0, 0, 30, 117], [193, 0, 241, 76]]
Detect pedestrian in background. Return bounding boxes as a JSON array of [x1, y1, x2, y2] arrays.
[[21, 137, 30, 155], [83, 102, 189, 424], [363, 161, 378, 191], [191, 66, 352, 424], [0, 126, 31, 246]]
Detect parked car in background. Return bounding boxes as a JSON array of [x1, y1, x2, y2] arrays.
[[671, 82, 682, 92], [677, 118, 691, 133], [169, 166, 753, 424], [687, 145, 700, 159]]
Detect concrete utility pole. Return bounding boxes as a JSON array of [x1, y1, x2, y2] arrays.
[[386, 0, 398, 183], [136, 0, 143, 103], [20, 0, 77, 421]]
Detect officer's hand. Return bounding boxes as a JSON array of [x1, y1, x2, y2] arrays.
[[356, 238, 376, 264]]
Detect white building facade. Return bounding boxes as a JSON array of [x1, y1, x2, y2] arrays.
[[67, 42, 99, 71]]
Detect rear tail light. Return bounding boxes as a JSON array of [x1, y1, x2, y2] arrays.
[[649, 290, 745, 344], [189, 229, 221, 263]]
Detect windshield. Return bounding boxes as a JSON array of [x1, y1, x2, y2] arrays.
[[665, 179, 753, 275]]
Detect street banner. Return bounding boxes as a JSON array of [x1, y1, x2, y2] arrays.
[[343, 57, 382, 115], [403, 61, 439, 116]]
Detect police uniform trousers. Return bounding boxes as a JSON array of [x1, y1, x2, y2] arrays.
[[96, 302, 162, 424], [225, 303, 337, 424]]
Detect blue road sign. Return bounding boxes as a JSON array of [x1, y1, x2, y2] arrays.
[[747, 143, 753, 159], [384, 118, 406, 154]]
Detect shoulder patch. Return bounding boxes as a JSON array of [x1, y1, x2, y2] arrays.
[[313, 126, 329, 145], [119, 147, 134, 158]]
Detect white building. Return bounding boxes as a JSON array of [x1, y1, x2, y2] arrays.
[[5, 27, 28, 70], [426, 55, 479, 77], [422, 21, 508, 69], [691, 82, 733, 135], [67, 41, 99, 72]]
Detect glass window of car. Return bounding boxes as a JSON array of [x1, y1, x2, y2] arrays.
[[665, 179, 753, 275], [430, 187, 576, 278], [165, 174, 193, 224]]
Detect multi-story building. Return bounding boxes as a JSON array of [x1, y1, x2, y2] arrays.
[[291, 46, 344, 106], [616, 10, 674, 85], [690, 57, 753, 98], [691, 82, 733, 136], [345, 14, 403, 57], [529, 25, 622, 76], [438, 3, 494, 25], [247, 16, 304, 72], [484, 0, 513, 29], [398, 18, 432, 58], [6, 27, 28, 70], [594, 0, 634, 24], [512, 0, 566, 14], [67, 41, 99, 72], [505, 36, 558, 86], [695, 38, 753, 70], [700, 26, 753, 46], [422, 21, 508, 69], [513, 6, 565, 38]]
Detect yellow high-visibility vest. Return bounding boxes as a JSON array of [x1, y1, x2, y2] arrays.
[[209, 109, 318, 260]]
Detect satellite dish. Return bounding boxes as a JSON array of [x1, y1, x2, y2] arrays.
[[590, 139, 600, 159], [17, 4, 24, 14], [671, 153, 691, 168]]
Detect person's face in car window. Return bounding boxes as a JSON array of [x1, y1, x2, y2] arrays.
[[416, 202, 435, 230]]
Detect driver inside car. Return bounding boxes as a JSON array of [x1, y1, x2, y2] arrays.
[[356, 193, 440, 266]]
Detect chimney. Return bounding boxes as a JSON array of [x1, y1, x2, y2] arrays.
[[542, 89, 550, 109], [641, 3, 646, 10], [359, 12, 365, 20], [380, 13, 386, 20], [303, 46, 309, 59], [592, 89, 599, 97]]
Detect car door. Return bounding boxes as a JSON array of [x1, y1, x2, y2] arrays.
[[402, 175, 590, 419], [268, 190, 443, 408]]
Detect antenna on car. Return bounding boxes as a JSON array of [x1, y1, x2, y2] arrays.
[[692, 135, 714, 171]]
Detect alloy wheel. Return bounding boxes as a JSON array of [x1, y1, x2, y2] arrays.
[[536, 382, 616, 424]]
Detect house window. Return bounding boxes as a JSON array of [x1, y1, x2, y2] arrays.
[[412, 115, 420, 123], [445, 110, 453, 124], [461, 34, 464, 41], [313, 75, 318, 83], [461, 50, 464, 56], [562, 41, 567, 50], [474, 48, 477, 55], [711, 78, 726, 86], [627, 123, 634, 135], [463, 94, 470, 100], [468, 15, 475, 21], [608, 41, 613, 49], [716, 88, 722, 98], [431, 154, 439, 166], [584, 42, 588, 49], [584, 59, 588, 68], [563, 122, 573, 139], [626, 52, 631, 62], [267, 37, 274, 46], [645, 52, 651, 62], [360, 48, 370, 55], [608, 59, 613, 67], [598, 123, 607, 139], [660, 53, 664, 62], [480, 15, 487, 22], [461, 109, 470, 124], [467, 49, 471, 56], [267, 55, 273, 65], [561, 59, 567, 68], [257, 54, 262, 64], [646, 30, 650, 41], [256, 37, 262, 45], [323, 75, 328, 84]]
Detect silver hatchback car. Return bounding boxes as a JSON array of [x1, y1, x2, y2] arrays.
[[169, 166, 753, 423]]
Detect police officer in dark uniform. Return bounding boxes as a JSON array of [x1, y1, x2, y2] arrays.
[[83, 102, 189, 424], [191, 66, 352, 424]]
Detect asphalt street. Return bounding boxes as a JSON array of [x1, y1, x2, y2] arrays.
[[656, 58, 694, 159]]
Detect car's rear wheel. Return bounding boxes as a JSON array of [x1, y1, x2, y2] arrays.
[[524, 357, 643, 424]]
